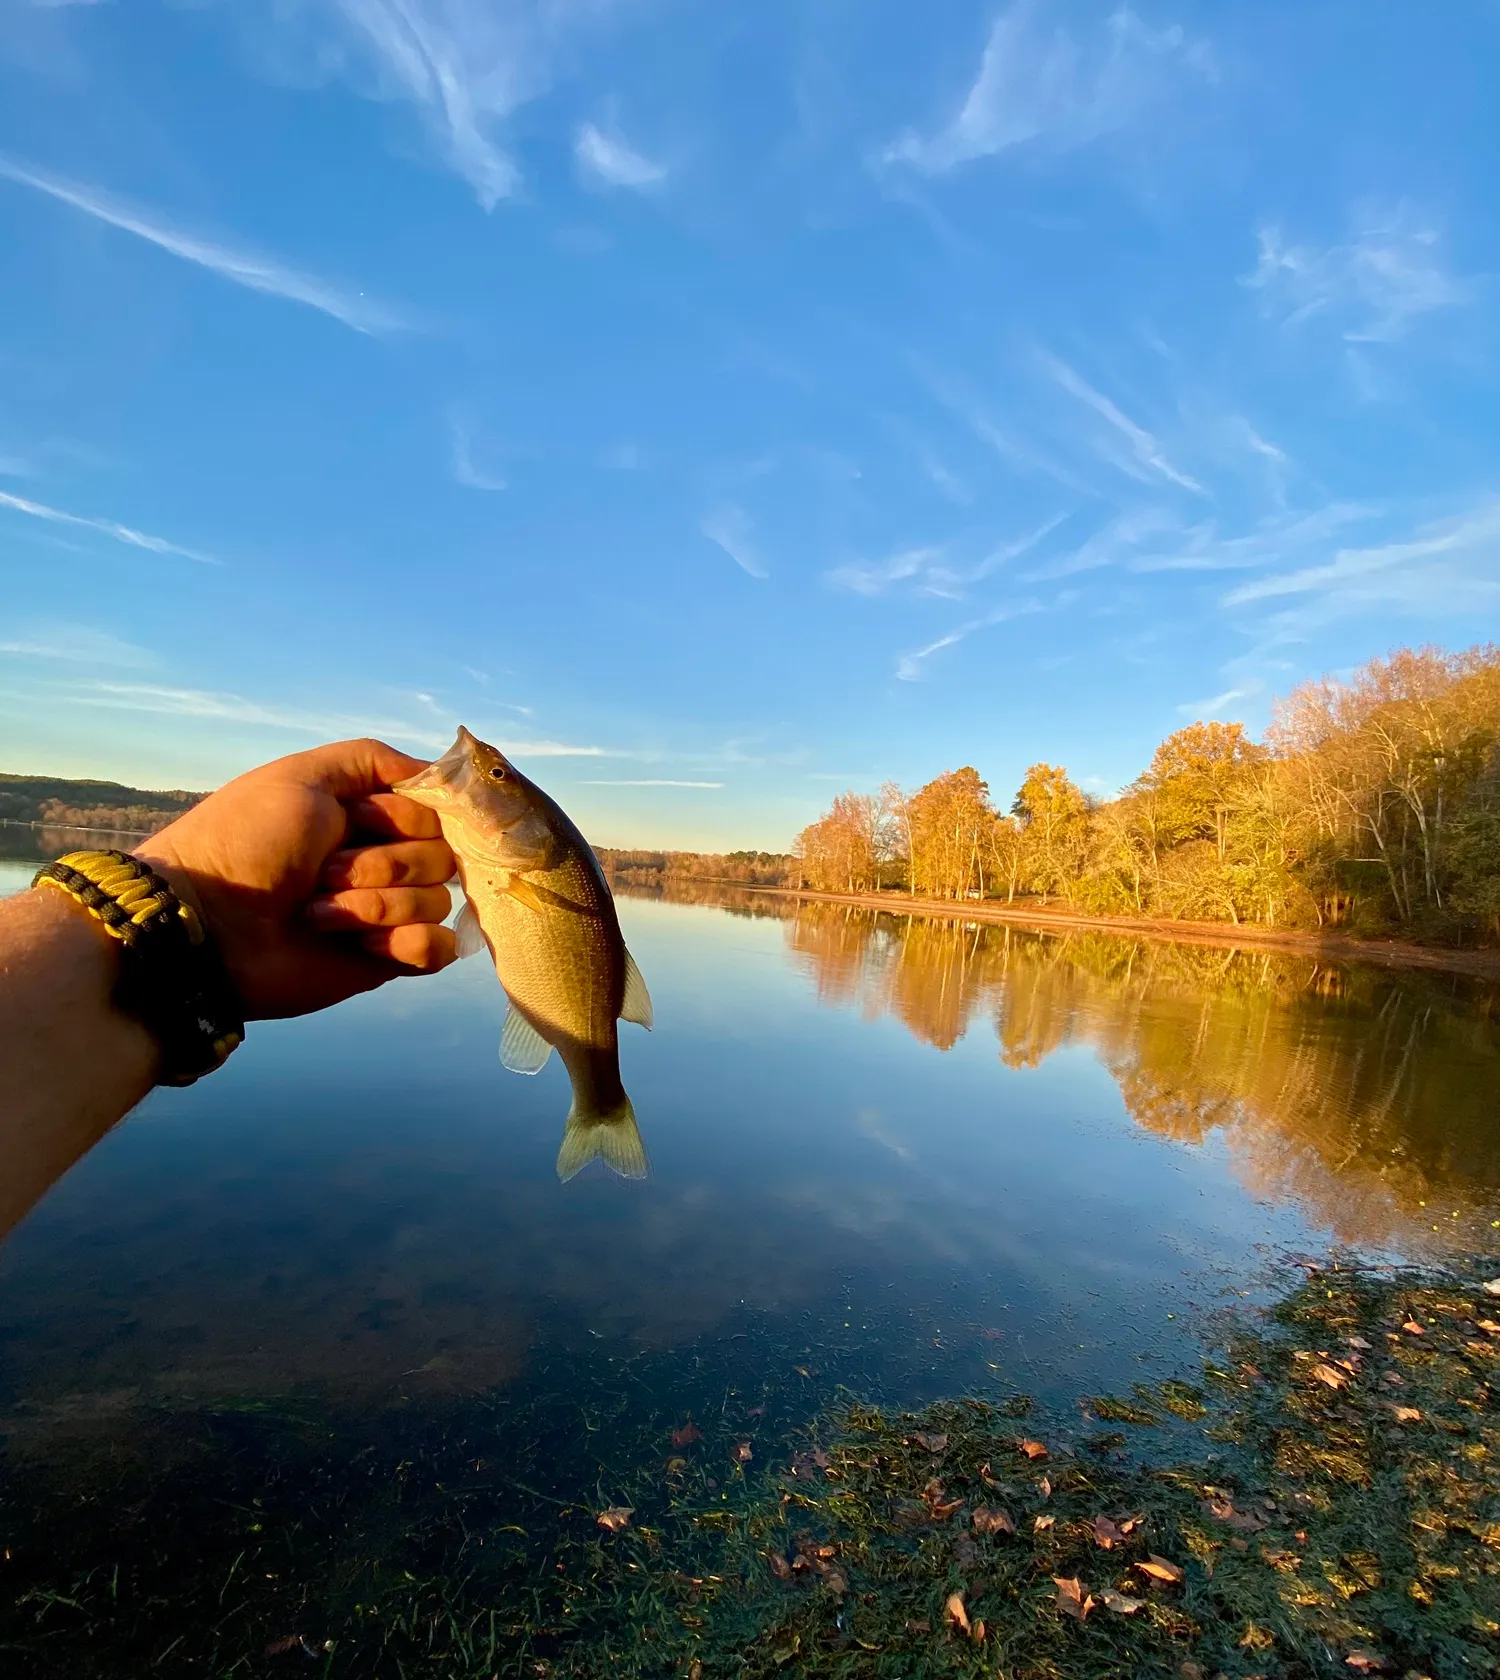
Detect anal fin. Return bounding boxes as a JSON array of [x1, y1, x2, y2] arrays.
[[500, 1005, 553, 1074]]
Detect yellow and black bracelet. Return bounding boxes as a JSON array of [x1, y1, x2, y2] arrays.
[[32, 850, 245, 1087]]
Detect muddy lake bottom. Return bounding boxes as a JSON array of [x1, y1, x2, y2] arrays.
[[2, 841, 1498, 1674]]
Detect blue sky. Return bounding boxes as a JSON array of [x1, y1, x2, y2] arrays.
[[0, 0, 1496, 849]]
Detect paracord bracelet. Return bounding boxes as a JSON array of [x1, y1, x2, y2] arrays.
[[32, 850, 245, 1086]]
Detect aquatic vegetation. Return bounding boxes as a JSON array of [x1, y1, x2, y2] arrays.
[[3, 1263, 1498, 1677]]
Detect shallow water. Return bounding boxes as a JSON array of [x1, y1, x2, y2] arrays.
[[2, 837, 1498, 1668]]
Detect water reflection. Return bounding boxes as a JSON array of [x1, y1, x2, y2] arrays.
[[654, 885, 1500, 1254], [1, 861, 1495, 1447]]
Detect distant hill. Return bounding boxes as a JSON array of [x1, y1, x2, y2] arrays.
[[0, 773, 205, 835]]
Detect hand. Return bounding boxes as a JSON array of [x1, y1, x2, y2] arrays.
[[135, 738, 457, 1021]]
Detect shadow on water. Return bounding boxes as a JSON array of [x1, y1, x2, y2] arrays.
[[2, 869, 1498, 1672]]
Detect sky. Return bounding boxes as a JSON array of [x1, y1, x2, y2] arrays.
[[0, 0, 1497, 850]]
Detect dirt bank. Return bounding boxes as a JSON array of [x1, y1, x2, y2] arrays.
[[711, 883, 1500, 979]]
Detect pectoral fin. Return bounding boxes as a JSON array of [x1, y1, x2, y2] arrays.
[[453, 898, 488, 959], [504, 875, 550, 914], [500, 1005, 553, 1074], [620, 948, 654, 1029]]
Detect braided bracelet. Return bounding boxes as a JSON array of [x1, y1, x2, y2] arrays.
[[32, 850, 245, 1086]]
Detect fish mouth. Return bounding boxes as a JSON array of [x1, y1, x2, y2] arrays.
[[393, 726, 477, 806]]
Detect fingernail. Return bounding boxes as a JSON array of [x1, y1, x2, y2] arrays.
[[307, 897, 344, 926]]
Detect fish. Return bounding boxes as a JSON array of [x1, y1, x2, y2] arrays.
[[394, 727, 653, 1181]]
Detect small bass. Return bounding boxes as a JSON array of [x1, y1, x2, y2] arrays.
[[395, 727, 652, 1181]]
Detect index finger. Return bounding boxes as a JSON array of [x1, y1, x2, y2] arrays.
[[346, 792, 445, 842], [288, 738, 433, 802]]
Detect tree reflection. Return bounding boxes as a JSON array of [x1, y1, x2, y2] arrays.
[[633, 884, 1500, 1250]]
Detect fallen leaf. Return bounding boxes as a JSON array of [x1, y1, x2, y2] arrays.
[[905, 1619, 931, 1634], [1202, 1497, 1268, 1533], [1092, 1515, 1128, 1549], [979, 1462, 1005, 1490], [1391, 1406, 1422, 1423], [945, 1591, 970, 1634], [1053, 1576, 1094, 1622], [1038, 1475, 1053, 1499], [596, 1506, 634, 1533], [821, 1567, 847, 1596], [1180, 1665, 1205, 1680], [671, 1422, 702, 1448], [732, 1442, 753, 1464], [1034, 1514, 1056, 1531], [1136, 1555, 1184, 1583], [1098, 1588, 1145, 1614], [1345, 1651, 1388, 1673], [913, 1432, 949, 1454], [264, 1637, 311, 1658], [971, 1618, 986, 1644], [972, 1505, 1016, 1536], [1478, 1321, 1500, 1335], [1483, 1279, 1500, 1296], [689, 1664, 703, 1680], [1381, 1370, 1405, 1386], [1119, 1514, 1144, 1535], [1346, 1335, 1373, 1350], [953, 1535, 981, 1570], [1019, 1439, 1049, 1460], [766, 1551, 792, 1581], [664, 1456, 687, 1474], [1402, 1320, 1425, 1335], [1312, 1363, 1350, 1390]]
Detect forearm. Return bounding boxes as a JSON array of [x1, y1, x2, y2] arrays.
[[0, 888, 159, 1239]]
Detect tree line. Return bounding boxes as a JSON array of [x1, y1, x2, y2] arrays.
[[0, 774, 202, 835], [794, 644, 1500, 941], [596, 848, 790, 889]]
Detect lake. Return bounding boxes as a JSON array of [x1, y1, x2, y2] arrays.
[[2, 835, 1498, 1672]]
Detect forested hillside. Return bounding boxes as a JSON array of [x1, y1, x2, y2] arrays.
[[0, 774, 203, 835]]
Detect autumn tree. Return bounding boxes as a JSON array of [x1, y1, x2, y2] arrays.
[[907, 768, 994, 899], [1011, 763, 1091, 903]]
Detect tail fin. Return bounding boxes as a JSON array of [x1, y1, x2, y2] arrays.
[[556, 1095, 649, 1183]]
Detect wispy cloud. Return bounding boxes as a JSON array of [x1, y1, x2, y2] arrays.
[[1018, 508, 1173, 582], [1242, 207, 1471, 344], [574, 122, 666, 190], [1129, 501, 1381, 575], [1176, 686, 1248, 719], [1225, 501, 1500, 610], [254, 1, 617, 208], [62, 679, 616, 756], [0, 156, 403, 335], [1037, 351, 1205, 494], [827, 545, 944, 598], [828, 515, 1069, 600], [448, 419, 507, 491], [0, 624, 153, 666], [895, 598, 1044, 681], [0, 488, 219, 565], [883, 2, 1211, 174], [701, 506, 768, 579], [581, 779, 724, 788]]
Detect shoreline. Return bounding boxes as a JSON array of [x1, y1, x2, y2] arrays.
[[699, 881, 1500, 979]]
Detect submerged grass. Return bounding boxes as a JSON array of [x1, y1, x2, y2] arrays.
[[3, 1266, 1499, 1677]]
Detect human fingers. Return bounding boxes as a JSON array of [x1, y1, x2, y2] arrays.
[[306, 884, 452, 930], [344, 792, 444, 842], [289, 738, 432, 802], [319, 839, 454, 892], [360, 923, 458, 972]]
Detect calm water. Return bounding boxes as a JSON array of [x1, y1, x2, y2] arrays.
[[3, 834, 1498, 1666]]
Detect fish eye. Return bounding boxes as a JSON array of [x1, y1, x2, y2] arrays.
[[488, 765, 506, 780]]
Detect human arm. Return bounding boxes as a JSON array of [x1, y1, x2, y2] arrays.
[[0, 737, 456, 1240]]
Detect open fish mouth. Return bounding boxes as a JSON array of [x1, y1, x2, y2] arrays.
[[393, 728, 476, 804]]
